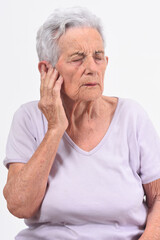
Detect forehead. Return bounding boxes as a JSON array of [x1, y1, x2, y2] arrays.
[[58, 27, 104, 55]]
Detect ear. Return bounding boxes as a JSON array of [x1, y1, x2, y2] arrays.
[[105, 56, 108, 64], [38, 61, 50, 73]]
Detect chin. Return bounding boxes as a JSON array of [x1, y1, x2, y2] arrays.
[[78, 89, 103, 101], [61, 87, 103, 102]]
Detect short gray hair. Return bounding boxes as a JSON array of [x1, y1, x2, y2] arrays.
[[36, 7, 105, 67]]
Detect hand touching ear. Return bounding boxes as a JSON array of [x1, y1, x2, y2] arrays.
[[38, 62, 68, 132]]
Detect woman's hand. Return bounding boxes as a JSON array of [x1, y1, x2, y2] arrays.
[[38, 63, 68, 132]]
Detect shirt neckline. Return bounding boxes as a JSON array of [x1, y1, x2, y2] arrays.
[[63, 97, 121, 156]]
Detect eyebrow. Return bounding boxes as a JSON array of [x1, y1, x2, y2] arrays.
[[69, 52, 85, 57], [94, 50, 104, 54], [69, 50, 104, 57]]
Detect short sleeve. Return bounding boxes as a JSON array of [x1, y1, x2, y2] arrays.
[[4, 105, 37, 168], [137, 108, 160, 184]]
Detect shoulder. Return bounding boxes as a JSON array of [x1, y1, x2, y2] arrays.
[[18, 100, 39, 113], [118, 97, 148, 117], [119, 97, 143, 110], [12, 100, 44, 130], [103, 96, 145, 111], [117, 98, 154, 132], [14, 100, 41, 119], [102, 96, 148, 121]]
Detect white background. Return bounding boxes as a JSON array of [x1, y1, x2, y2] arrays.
[[1, 0, 160, 239]]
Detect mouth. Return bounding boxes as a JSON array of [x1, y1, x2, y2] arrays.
[[83, 83, 98, 87]]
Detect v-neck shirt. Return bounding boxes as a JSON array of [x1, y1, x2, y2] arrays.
[[4, 97, 160, 240], [63, 97, 120, 156]]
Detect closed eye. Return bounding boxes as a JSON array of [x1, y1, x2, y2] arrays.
[[73, 59, 83, 62], [94, 51, 105, 62], [95, 57, 103, 60]]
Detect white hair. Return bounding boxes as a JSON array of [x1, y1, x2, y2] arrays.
[[36, 7, 105, 67]]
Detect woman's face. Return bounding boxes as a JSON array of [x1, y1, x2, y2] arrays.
[[55, 27, 108, 102]]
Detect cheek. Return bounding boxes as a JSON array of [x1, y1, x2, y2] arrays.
[[62, 72, 83, 99], [61, 74, 77, 95], [58, 65, 75, 82], [62, 67, 82, 86], [100, 65, 107, 79]]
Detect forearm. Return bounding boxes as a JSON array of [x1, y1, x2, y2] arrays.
[[139, 200, 160, 240], [4, 128, 63, 218]]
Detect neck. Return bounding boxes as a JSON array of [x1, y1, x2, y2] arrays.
[[61, 93, 106, 132]]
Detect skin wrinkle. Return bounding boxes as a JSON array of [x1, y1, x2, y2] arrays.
[[143, 179, 160, 208], [67, 99, 101, 133], [56, 27, 107, 129]]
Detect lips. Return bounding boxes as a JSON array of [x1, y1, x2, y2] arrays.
[[83, 83, 98, 86]]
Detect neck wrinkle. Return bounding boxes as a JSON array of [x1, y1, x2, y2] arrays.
[[61, 94, 104, 132]]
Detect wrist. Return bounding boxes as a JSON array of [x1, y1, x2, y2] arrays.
[[47, 127, 65, 137]]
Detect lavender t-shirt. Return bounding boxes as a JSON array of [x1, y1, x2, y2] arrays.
[[4, 97, 160, 240]]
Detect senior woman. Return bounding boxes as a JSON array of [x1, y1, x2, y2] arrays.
[[3, 7, 160, 240]]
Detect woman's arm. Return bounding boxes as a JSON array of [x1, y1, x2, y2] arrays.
[[3, 64, 68, 219], [3, 129, 64, 219], [139, 179, 160, 240]]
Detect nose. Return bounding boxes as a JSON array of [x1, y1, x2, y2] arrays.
[[83, 56, 97, 75]]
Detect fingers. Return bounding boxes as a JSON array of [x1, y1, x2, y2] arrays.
[[40, 63, 63, 97], [54, 75, 64, 92], [40, 63, 53, 88], [47, 69, 59, 89], [40, 69, 46, 97], [42, 65, 54, 89]]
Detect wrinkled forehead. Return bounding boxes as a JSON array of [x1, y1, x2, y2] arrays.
[[58, 27, 104, 56]]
